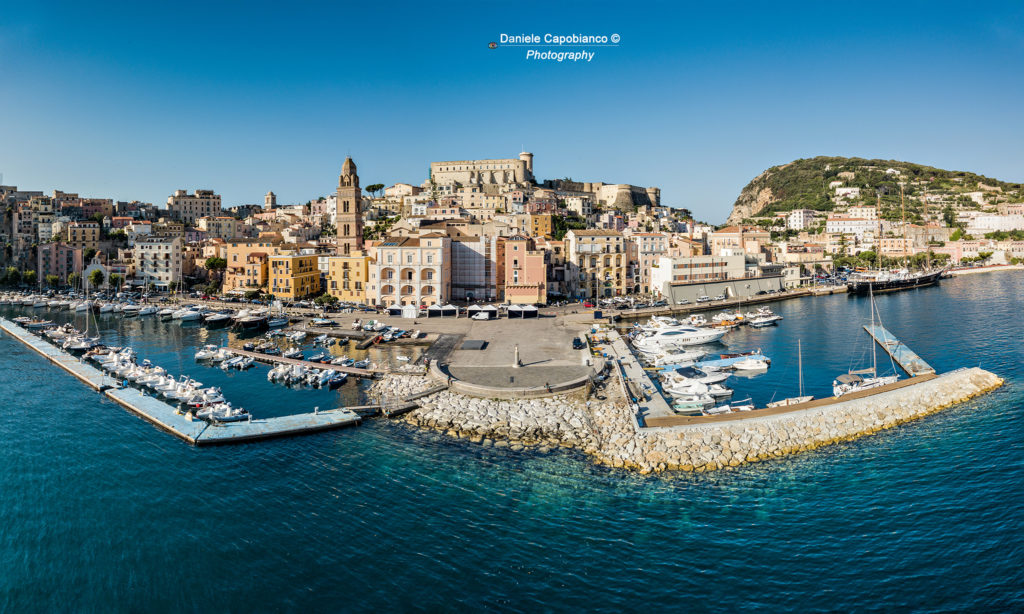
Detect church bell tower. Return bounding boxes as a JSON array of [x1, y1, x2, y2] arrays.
[[335, 156, 363, 255]]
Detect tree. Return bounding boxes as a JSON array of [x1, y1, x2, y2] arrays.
[[84, 248, 97, 262], [88, 269, 105, 290], [169, 281, 179, 293], [109, 273, 124, 290], [204, 256, 227, 272], [4, 266, 19, 287], [365, 183, 385, 198], [46, 274, 60, 288], [314, 293, 338, 307], [67, 272, 81, 289], [22, 270, 36, 287], [244, 289, 263, 301], [942, 205, 956, 227]]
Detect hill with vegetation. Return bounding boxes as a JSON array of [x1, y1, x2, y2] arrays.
[[724, 156, 1024, 226]]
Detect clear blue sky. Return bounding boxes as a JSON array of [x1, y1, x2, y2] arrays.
[[2, 1, 1022, 223]]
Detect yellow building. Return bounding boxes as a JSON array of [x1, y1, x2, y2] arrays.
[[325, 254, 373, 303], [528, 213, 552, 239], [269, 253, 320, 299], [223, 239, 279, 292], [65, 221, 100, 250]]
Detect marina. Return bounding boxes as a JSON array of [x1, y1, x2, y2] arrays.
[[0, 316, 363, 444]]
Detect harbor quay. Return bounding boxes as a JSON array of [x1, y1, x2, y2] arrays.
[[0, 289, 1007, 470]]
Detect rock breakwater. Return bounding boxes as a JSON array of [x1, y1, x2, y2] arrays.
[[372, 368, 1003, 473]]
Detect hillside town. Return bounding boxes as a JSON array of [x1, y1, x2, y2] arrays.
[[2, 153, 1023, 304]]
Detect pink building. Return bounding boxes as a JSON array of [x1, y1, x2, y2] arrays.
[[37, 242, 85, 284]]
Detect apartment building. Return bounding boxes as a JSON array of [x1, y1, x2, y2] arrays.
[[373, 234, 451, 306], [133, 236, 183, 289], [269, 253, 321, 299], [65, 221, 101, 250], [564, 229, 628, 299], [167, 189, 222, 224], [325, 254, 373, 303], [499, 235, 547, 304]]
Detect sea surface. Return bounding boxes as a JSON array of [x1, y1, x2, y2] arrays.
[[1, 273, 1022, 612]]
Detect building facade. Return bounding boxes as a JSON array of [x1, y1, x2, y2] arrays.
[[373, 234, 451, 306], [133, 236, 183, 289], [564, 229, 628, 299], [269, 253, 321, 299], [167, 189, 222, 224]]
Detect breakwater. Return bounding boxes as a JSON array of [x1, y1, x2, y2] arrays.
[[376, 367, 1003, 473]]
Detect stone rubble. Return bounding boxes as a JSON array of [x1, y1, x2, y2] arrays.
[[370, 368, 1003, 474]]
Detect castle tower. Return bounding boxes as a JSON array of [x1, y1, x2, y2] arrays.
[[519, 151, 534, 181], [265, 191, 276, 208], [335, 156, 363, 255]]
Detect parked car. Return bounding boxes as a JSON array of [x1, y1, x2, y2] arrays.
[[572, 337, 585, 350], [582, 302, 595, 308], [696, 296, 711, 303]]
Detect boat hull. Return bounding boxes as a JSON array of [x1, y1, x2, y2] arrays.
[[847, 270, 943, 295]]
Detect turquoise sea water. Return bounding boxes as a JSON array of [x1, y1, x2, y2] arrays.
[[1, 273, 1022, 612]]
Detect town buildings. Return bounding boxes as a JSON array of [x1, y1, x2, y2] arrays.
[[269, 253, 321, 299], [167, 189, 222, 224], [133, 236, 183, 290], [373, 234, 451, 306], [335, 157, 364, 256]]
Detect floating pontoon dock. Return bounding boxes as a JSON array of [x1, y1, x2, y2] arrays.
[[863, 324, 935, 376], [0, 318, 362, 445]]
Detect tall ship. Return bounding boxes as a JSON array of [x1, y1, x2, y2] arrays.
[[846, 268, 944, 295], [846, 185, 946, 296]]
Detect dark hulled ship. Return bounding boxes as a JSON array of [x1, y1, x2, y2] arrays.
[[846, 268, 945, 295]]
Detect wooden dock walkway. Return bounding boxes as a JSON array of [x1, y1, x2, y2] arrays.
[[0, 318, 362, 445], [864, 324, 935, 376], [229, 348, 379, 377]]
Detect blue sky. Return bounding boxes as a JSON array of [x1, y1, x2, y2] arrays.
[[1, 1, 1022, 222]]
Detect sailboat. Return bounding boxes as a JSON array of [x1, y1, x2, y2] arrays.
[[832, 287, 899, 397], [267, 300, 289, 328], [767, 339, 814, 407], [64, 279, 100, 353]]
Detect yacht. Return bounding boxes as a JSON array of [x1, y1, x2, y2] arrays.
[[122, 304, 141, 317], [138, 306, 158, 316], [204, 312, 232, 327], [632, 327, 726, 353]]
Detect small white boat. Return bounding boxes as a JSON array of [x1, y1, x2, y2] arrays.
[[732, 357, 770, 371], [194, 345, 219, 360], [138, 306, 158, 316]]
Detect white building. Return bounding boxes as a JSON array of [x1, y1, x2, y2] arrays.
[[825, 217, 878, 240], [787, 209, 818, 231], [846, 205, 878, 220], [966, 214, 1024, 235], [650, 254, 746, 296], [133, 236, 183, 289], [835, 187, 861, 200]]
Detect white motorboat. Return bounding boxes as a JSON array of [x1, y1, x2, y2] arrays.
[[194, 345, 219, 360], [235, 357, 254, 369], [732, 357, 770, 371], [632, 327, 727, 353], [122, 304, 141, 317], [138, 306, 158, 316], [158, 308, 175, 318], [748, 314, 783, 328], [99, 303, 115, 313], [197, 403, 249, 422], [267, 317, 289, 328], [220, 356, 244, 370], [267, 364, 290, 382], [204, 312, 232, 326], [662, 366, 730, 387], [651, 349, 705, 366], [178, 310, 203, 321], [209, 348, 233, 362]]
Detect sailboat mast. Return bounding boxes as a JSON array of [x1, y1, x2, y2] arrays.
[[798, 338, 804, 396], [870, 285, 877, 375], [900, 183, 908, 269]]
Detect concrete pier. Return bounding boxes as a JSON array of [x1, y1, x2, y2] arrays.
[[0, 318, 362, 446]]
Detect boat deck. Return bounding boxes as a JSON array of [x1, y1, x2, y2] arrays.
[[863, 324, 935, 376]]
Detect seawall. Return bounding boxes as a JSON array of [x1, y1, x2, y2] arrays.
[[376, 367, 1004, 473]]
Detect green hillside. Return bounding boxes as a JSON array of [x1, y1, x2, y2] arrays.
[[726, 156, 1024, 225]]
